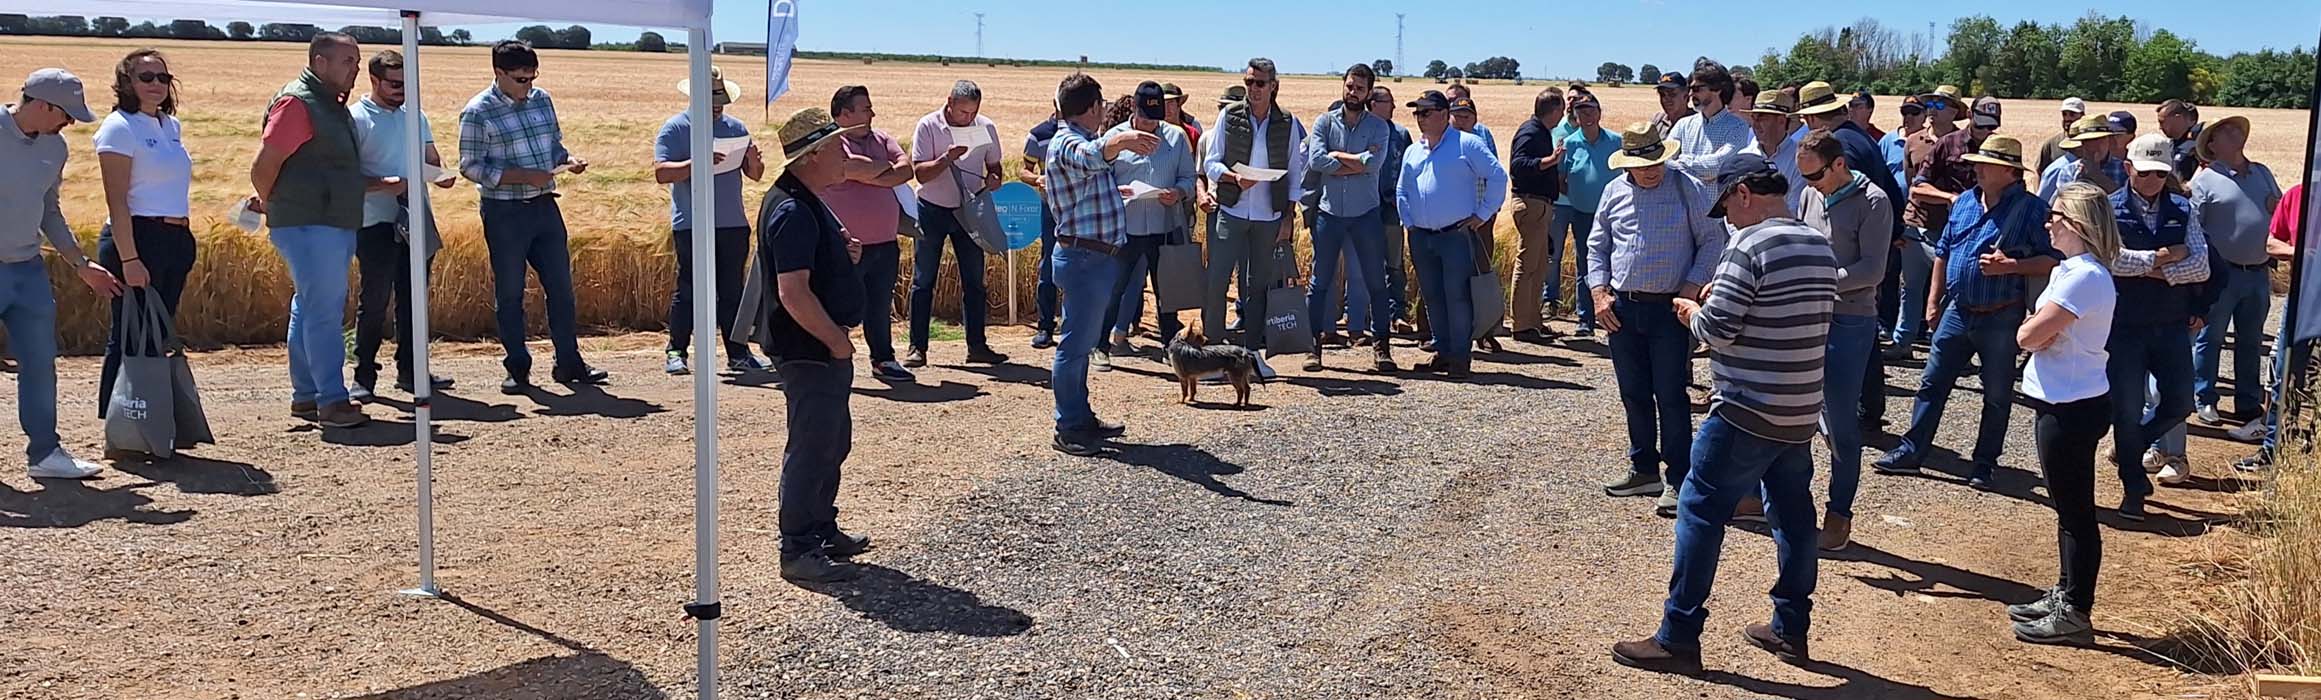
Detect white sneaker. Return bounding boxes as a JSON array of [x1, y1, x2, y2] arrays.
[[29, 449, 103, 479], [2157, 459, 2191, 486], [1253, 355, 1278, 380], [2228, 413, 2268, 443], [2195, 403, 2224, 426], [2141, 448, 2169, 474]]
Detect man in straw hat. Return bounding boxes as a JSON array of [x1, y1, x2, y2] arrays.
[[1874, 134, 2057, 489], [1739, 89, 1804, 212], [3, 67, 122, 479], [1893, 85, 1980, 358], [2039, 96, 2087, 172], [1612, 152, 1836, 674], [1587, 120, 1727, 516], [1395, 89, 1506, 380], [759, 106, 872, 583], [1667, 59, 1751, 185], [1045, 73, 1159, 457], [906, 80, 1010, 367], [2186, 114, 2283, 435], [1301, 64, 1396, 372], [1202, 58, 1306, 361], [2104, 133, 2211, 517], [655, 65, 770, 378], [823, 84, 917, 383], [2038, 114, 2124, 200]]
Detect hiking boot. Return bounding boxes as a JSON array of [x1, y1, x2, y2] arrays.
[[2007, 587, 2066, 623], [965, 346, 1010, 364], [1303, 349, 1323, 372], [1602, 471, 1664, 498], [1610, 637, 1701, 675], [318, 401, 370, 429], [1741, 623, 1810, 664], [780, 551, 858, 584], [665, 351, 690, 376], [291, 400, 320, 422], [2013, 605, 2094, 646], [1655, 492, 1679, 518], [1372, 344, 1395, 372], [1093, 348, 1113, 372], [28, 448, 103, 479], [1818, 513, 1853, 553], [902, 347, 927, 368], [822, 529, 873, 558], [1731, 496, 1765, 524]]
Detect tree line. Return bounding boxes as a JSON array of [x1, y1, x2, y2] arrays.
[[0, 15, 681, 53], [1420, 56, 1523, 81]]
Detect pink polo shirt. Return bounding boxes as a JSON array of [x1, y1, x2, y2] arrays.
[[822, 128, 907, 245]]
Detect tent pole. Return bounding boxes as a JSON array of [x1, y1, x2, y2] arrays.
[[397, 9, 440, 600], [683, 26, 720, 700]]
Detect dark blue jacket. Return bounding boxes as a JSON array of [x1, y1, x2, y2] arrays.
[[2109, 187, 2215, 325]]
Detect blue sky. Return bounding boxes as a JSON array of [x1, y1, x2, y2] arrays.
[[438, 0, 2321, 78]]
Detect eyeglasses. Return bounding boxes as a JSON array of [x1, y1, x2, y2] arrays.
[[135, 71, 173, 84], [502, 72, 538, 84], [1923, 98, 1950, 111], [1972, 124, 1997, 132], [1243, 78, 1271, 89], [2133, 170, 2169, 179], [1413, 109, 1441, 118], [1900, 107, 1926, 116]]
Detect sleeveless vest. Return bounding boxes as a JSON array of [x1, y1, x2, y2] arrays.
[[262, 69, 364, 230], [2109, 188, 2194, 325], [1215, 101, 1293, 211]]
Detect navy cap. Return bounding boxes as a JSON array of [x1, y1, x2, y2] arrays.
[[1406, 90, 1451, 111], [1849, 89, 1874, 109], [1448, 96, 1477, 113], [1656, 72, 1687, 91], [1708, 153, 1781, 218], [1135, 81, 1167, 121], [2107, 110, 2138, 134]]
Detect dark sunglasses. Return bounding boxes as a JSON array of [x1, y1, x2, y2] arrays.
[[383, 79, 406, 90], [1243, 78, 1271, 88], [2133, 170, 2169, 179], [1413, 108, 1441, 118], [1900, 107, 1926, 116], [1972, 124, 1998, 132], [502, 73, 537, 84], [1800, 161, 1833, 183], [135, 71, 173, 84], [1923, 98, 1951, 111]]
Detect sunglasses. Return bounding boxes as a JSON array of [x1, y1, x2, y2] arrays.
[[135, 71, 173, 84], [1900, 107, 1926, 116], [383, 79, 406, 90], [1413, 108, 1441, 118], [1243, 78, 1271, 88], [2133, 170, 2169, 179], [502, 73, 537, 84], [1923, 98, 1951, 111]]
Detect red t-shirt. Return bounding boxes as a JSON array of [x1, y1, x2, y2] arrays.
[[262, 96, 313, 152], [2274, 183, 2306, 245]]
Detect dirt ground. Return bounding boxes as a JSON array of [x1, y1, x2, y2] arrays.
[[0, 304, 2278, 698]]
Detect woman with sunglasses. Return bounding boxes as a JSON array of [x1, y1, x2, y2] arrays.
[[2008, 182, 2122, 646], [93, 48, 197, 423]]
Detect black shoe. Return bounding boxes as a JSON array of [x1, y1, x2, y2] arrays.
[[1445, 360, 1473, 380], [1512, 329, 1554, 344], [780, 551, 859, 583], [396, 375, 455, 393], [1742, 623, 1810, 665], [1872, 451, 1921, 476], [1968, 465, 1999, 492], [553, 365, 610, 385], [500, 376, 529, 395], [823, 529, 872, 558], [1476, 337, 1502, 353], [349, 384, 376, 404], [965, 346, 1010, 364], [1093, 419, 1126, 438], [1053, 432, 1102, 457], [1419, 339, 1436, 353], [2118, 492, 2148, 521]]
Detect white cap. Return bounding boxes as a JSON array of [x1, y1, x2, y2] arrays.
[[2061, 97, 2087, 115], [2126, 133, 2174, 173]]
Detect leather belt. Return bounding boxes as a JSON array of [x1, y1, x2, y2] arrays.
[[2228, 260, 2274, 271], [1959, 300, 2022, 315], [1056, 236, 1120, 257], [132, 216, 190, 227], [1617, 291, 1678, 303]]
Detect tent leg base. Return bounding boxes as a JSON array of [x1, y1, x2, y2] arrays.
[[397, 586, 444, 599]]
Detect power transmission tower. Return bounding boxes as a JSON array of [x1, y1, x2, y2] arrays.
[[975, 12, 985, 58], [1395, 14, 1405, 76]]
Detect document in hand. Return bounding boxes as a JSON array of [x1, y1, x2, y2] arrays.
[[1123, 181, 1166, 201], [1230, 163, 1288, 182], [421, 162, 457, 186], [551, 162, 576, 175], [226, 197, 262, 233], [712, 136, 752, 174], [948, 124, 993, 153]]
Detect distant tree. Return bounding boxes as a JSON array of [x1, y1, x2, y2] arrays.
[[2056, 12, 2136, 100], [637, 31, 667, 52], [0, 14, 29, 34], [1422, 60, 1448, 80], [1639, 63, 1661, 85], [2119, 29, 2199, 103], [2216, 48, 2315, 109], [259, 23, 319, 42], [1939, 15, 2004, 91], [1372, 59, 1394, 78], [337, 25, 400, 45], [1595, 62, 1632, 83], [555, 24, 590, 49], [514, 24, 557, 48], [1983, 20, 2062, 98], [227, 20, 254, 40], [1444, 66, 1464, 80], [1463, 62, 1482, 80], [44, 15, 90, 36], [126, 21, 165, 38], [167, 19, 212, 39], [449, 28, 471, 45], [419, 26, 446, 45]]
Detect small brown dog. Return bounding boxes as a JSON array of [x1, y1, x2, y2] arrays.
[[1164, 330, 1258, 408]]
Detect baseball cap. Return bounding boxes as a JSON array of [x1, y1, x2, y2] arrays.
[[1406, 90, 1450, 111], [1570, 93, 1601, 111], [2126, 133, 2175, 173], [21, 68, 94, 123], [1158, 83, 1186, 102], [1656, 72, 1687, 92], [1134, 81, 1166, 121], [1970, 98, 2002, 129], [1448, 96, 1477, 114], [1849, 90, 1875, 110], [1708, 152, 1780, 219], [2061, 97, 2087, 115], [2107, 110, 2138, 134], [1900, 95, 1926, 114]]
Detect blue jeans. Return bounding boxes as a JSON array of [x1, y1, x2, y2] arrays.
[[1822, 314, 1879, 518], [1656, 413, 1819, 652], [1309, 211, 1390, 341], [909, 198, 992, 350], [1103, 232, 1185, 342], [1035, 215, 1060, 334], [1051, 245, 1123, 434], [858, 241, 901, 363], [480, 196, 584, 376], [1, 259, 60, 463], [2195, 263, 2272, 412], [1894, 236, 1936, 344], [1408, 226, 1476, 363], [1608, 296, 1694, 486], [270, 224, 358, 406], [1890, 303, 2026, 470], [1382, 209, 1408, 325], [1547, 204, 1594, 327], [2107, 323, 2195, 496]]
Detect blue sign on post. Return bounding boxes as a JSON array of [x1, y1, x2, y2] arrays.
[[990, 182, 1045, 251]]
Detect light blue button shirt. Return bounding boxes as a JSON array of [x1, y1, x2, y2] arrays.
[[1305, 105, 1392, 217], [350, 96, 433, 228], [1397, 128, 1507, 230], [1103, 120, 1196, 236]]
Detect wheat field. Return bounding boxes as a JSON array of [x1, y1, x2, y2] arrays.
[[3, 36, 2310, 353]]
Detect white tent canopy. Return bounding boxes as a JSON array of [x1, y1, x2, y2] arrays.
[[1, 1, 728, 698]]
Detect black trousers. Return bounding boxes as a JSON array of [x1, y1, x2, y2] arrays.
[[2033, 393, 2111, 613], [353, 222, 434, 386], [669, 226, 752, 358], [97, 217, 196, 417], [777, 357, 852, 557]]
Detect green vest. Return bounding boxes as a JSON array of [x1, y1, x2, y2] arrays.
[[262, 69, 364, 230], [1215, 101, 1293, 211]]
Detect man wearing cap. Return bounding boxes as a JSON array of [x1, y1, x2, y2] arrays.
[[2038, 114, 2124, 200], [1300, 64, 1396, 371], [1444, 83, 1495, 156], [2158, 100, 2204, 181], [908, 80, 1010, 367], [254, 32, 373, 428], [2106, 133, 2211, 518], [1507, 86, 1569, 343], [655, 67, 770, 378], [2188, 115, 2283, 431], [1446, 92, 1507, 353], [2040, 97, 2088, 172], [1849, 90, 1887, 143], [1884, 96, 1925, 195], [1202, 58, 1306, 358], [1612, 152, 1835, 674], [1651, 72, 1696, 132], [1017, 110, 1063, 350], [1097, 81, 1196, 366], [1794, 130, 1893, 551], [3, 68, 124, 479], [1666, 59, 1751, 185], [1047, 74, 1158, 457], [1895, 86, 1985, 358], [1739, 90, 1803, 213], [1557, 94, 1619, 337], [1371, 86, 1415, 335], [1874, 135, 2057, 487], [1588, 121, 1727, 516], [758, 106, 870, 584], [822, 84, 917, 383], [1396, 89, 1506, 380]]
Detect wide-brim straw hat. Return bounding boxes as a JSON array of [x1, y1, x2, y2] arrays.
[[677, 65, 741, 107], [2058, 114, 2119, 150], [1608, 121, 1679, 170], [1747, 89, 1800, 117], [2197, 115, 2250, 162], [1793, 81, 1845, 116], [775, 107, 862, 166], [1959, 134, 2037, 174], [1919, 84, 1966, 120]]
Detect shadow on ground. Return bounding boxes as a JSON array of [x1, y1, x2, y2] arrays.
[[796, 562, 1035, 636], [0, 479, 194, 528], [1100, 442, 1295, 506]]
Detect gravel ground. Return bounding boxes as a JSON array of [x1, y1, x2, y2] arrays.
[[0, 309, 2270, 699]]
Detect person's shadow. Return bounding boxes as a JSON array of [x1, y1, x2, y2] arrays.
[[793, 562, 1035, 637], [1101, 442, 1294, 506], [524, 384, 667, 420], [0, 479, 195, 528], [1825, 542, 2043, 604], [853, 380, 985, 404], [1284, 375, 1404, 397], [110, 454, 279, 496], [951, 362, 1051, 388], [368, 393, 525, 423], [314, 418, 474, 448], [1688, 658, 1992, 699]]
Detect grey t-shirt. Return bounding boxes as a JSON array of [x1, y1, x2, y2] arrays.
[[0, 106, 74, 264], [2190, 161, 2283, 266]]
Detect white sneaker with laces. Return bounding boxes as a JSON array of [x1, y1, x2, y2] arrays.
[[29, 449, 103, 479], [2195, 403, 2223, 426], [2141, 448, 2168, 473], [2157, 460, 2191, 486], [2227, 412, 2268, 443]]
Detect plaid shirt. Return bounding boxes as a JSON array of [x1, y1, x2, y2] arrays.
[[1938, 183, 2055, 309], [1043, 120, 1125, 246], [458, 85, 570, 201], [1586, 172, 1727, 293]]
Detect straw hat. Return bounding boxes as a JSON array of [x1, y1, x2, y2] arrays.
[[1608, 121, 1679, 170], [1216, 84, 1246, 108], [774, 107, 862, 165], [1919, 84, 1966, 120], [1746, 89, 1799, 116], [2196, 115, 2250, 162], [1959, 134, 2037, 174], [2058, 114, 2119, 149], [1794, 81, 1845, 116], [677, 65, 741, 107]]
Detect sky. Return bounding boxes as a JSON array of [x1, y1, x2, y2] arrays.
[[437, 0, 2321, 78]]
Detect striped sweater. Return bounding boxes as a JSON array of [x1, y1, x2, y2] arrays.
[[1690, 218, 1839, 444]]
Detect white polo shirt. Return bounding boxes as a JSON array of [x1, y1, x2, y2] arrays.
[[91, 110, 193, 218]]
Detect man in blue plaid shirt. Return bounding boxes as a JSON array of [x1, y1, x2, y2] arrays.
[[1045, 72, 1158, 457], [458, 40, 605, 394]]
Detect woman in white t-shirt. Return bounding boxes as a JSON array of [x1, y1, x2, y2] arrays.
[[93, 48, 197, 423], [2007, 182, 2122, 647]]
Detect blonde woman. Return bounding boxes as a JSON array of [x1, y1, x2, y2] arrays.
[[2007, 182, 2122, 646], [94, 48, 195, 421]]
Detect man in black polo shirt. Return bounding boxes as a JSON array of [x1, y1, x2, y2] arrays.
[[761, 107, 871, 583]]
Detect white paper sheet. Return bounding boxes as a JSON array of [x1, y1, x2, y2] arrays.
[[422, 162, 457, 186], [226, 197, 263, 233], [712, 137, 751, 175], [1231, 164, 1287, 182], [894, 184, 919, 220], [948, 125, 992, 152], [1123, 181, 1166, 202]]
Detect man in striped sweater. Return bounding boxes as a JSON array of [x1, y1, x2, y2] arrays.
[[1614, 153, 1837, 673]]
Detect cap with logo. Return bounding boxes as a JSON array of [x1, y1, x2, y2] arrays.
[[1709, 153, 1781, 218], [1406, 90, 1451, 112], [2126, 133, 2176, 174], [1970, 97, 2003, 129], [1900, 95, 1925, 114], [2106, 110, 2137, 135], [2061, 97, 2087, 115], [1656, 71, 1687, 92], [21, 68, 95, 122], [1448, 96, 1477, 114], [1134, 81, 1167, 121]]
